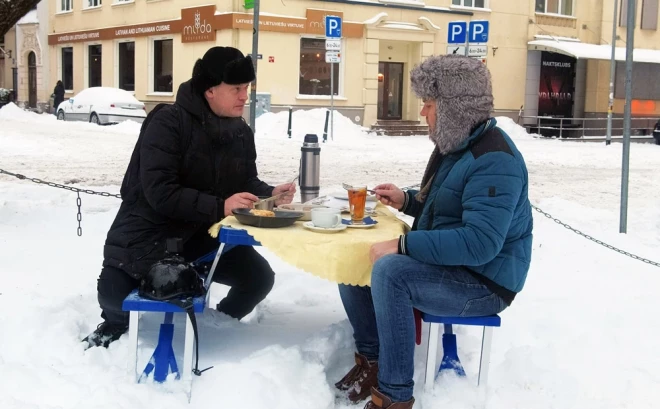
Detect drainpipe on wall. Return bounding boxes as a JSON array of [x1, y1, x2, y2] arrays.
[[249, 0, 260, 134], [606, 0, 618, 146]]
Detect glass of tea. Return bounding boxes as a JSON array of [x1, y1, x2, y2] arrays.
[[347, 186, 368, 224]]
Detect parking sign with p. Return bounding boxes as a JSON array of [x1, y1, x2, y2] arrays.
[[469, 21, 489, 43], [447, 21, 468, 44], [325, 15, 342, 38]]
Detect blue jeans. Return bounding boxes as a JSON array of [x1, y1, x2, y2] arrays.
[[338, 254, 507, 402]]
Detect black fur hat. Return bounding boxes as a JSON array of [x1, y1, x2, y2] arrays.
[[191, 46, 255, 93]]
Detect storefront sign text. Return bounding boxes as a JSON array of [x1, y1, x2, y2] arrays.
[[181, 5, 216, 43], [48, 8, 363, 46]]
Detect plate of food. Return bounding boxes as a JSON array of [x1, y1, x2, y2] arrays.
[[232, 208, 303, 228], [276, 203, 329, 221]]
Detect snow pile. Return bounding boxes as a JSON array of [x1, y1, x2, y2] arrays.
[[495, 116, 540, 139], [1, 101, 660, 409], [17, 10, 39, 25], [0, 102, 55, 122], [256, 108, 376, 142]]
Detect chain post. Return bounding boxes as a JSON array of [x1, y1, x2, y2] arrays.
[[3, 167, 660, 268], [531, 205, 660, 268], [76, 192, 83, 237]]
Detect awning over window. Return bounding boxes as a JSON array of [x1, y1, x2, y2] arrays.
[[528, 40, 660, 64]]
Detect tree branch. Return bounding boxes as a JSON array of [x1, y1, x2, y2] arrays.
[[0, 0, 43, 38]]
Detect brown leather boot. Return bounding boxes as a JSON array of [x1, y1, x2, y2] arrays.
[[364, 387, 415, 409], [334, 352, 379, 403]]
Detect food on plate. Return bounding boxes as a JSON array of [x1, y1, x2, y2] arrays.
[[250, 209, 275, 217]]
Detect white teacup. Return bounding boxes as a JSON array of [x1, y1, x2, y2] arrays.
[[311, 208, 342, 228]]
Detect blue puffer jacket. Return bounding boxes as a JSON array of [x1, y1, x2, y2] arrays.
[[400, 118, 533, 293]]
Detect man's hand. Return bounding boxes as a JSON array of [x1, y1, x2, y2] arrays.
[[272, 183, 296, 206], [373, 183, 405, 210], [224, 192, 259, 216], [369, 239, 399, 263]]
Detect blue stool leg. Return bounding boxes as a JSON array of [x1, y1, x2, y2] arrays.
[[140, 312, 180, 383], [439, 324, 466, 377]]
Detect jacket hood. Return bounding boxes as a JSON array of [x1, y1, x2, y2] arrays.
[[410, 55, 494, 154], [175, 79, 208, 122]]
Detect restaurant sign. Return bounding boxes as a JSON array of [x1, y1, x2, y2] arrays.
[[181, 5, 216, 43], [48, 8, 363, 46], [48, 20, 179, 45]]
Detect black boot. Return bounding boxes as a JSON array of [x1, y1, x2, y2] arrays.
[[82, 321, 129, 350]]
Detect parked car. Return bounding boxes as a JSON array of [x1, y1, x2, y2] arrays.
[[56, 87, 146, 125], [654, 119, 660, 145]]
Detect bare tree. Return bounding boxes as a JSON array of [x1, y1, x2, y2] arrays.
[[0, 0, 42, 38]]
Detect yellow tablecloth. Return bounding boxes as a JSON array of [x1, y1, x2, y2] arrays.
[[219, 205, 410, 286]]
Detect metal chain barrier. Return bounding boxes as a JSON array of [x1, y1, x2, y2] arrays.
[[531, 205, 660, 268], [2, 167, 660, 267], [1, 168, 121, 236]]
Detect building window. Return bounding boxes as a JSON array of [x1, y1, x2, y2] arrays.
[[118, 41, 135, 91], [88, 44, 102, 87], [452, 0, 487, 7], [299, 38, 340, 96], [60, 0, 72, 12], [153, 39, 173, 92], [535, 0, 573, 16], [62, 47, 74, 90], [86, 0, 101, 8], [641, 0, 659, 30]]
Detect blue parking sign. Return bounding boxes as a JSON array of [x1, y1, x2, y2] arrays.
[[469, 21, 489, 43], [447, 21, 468, 44], [325, 16, 342, 38]]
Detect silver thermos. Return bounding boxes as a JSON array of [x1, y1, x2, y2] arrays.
[[300, 134, 321, 204]]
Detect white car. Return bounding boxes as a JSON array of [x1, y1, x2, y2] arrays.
[[56, 87, 147, 125]]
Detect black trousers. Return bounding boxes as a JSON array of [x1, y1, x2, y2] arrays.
[[97, 230, 275, 325]]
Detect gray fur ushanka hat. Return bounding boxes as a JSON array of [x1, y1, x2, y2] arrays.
[[410, 55, 494, 154]]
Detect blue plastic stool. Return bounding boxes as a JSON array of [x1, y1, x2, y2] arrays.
[[122, 290, 206, 383], [421, 314, 501, 389], [121, 227, 261, 386]]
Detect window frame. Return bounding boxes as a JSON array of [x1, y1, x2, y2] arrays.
[[641, 0, 659, 30], [84, 0, 102, 10], [451, 0, 489, 9], [149, 36, 174, 95], [115, 39, 136, 92], [59, 45, 75, 92], [84, 42, 103, 88], [535, 0, 576, 16], [60, 0, 73, 12], [297, 35, 345, 99]]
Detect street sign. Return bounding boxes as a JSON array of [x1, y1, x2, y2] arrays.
[[325, 16, 342, 38], [325, 51, 340, 63], [325, 38, 341, 51], [447, 21, 468, 44], [467, 45, 488, 57], [446, 45, 466, 55], [469, 20, 490, 43]]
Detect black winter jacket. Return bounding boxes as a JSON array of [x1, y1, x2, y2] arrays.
[[103, 80, 273, 279]]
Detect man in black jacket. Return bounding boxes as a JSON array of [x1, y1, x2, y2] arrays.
[[83, 46, 295, 349]]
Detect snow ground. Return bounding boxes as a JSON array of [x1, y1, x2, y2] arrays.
[[1, 104, 660, 409]]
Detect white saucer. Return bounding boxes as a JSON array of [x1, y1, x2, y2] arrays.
[[344, 221, 377, 229], [302, 221, 347, 233]]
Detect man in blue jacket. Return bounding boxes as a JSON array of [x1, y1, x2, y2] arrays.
[[334, 55, 533, 409]]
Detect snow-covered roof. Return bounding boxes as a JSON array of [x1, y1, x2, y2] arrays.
[[528, 39, 660, 64], [17, 10, 39, 25]]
